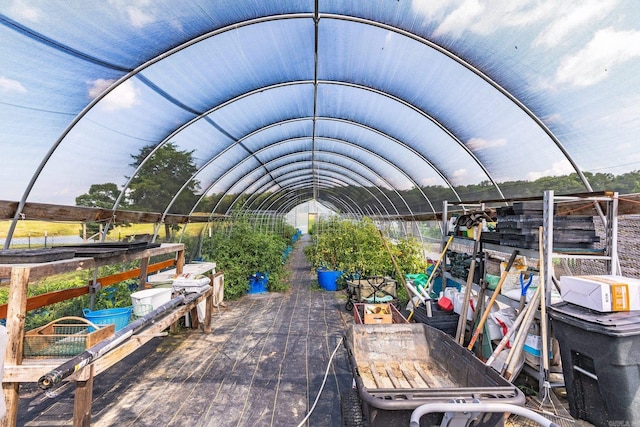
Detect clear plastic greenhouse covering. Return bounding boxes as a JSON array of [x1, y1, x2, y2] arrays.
[[1, 1, 640, 225]]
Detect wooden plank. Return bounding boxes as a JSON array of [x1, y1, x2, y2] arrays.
[[2, 266, 30, 427], [0, 200, 224, 224], [414, 362, 435, 388], [398, 362, 420, 388], [384, 363, 409, 389], [0, 259, 176, 318], [73, 365, 94, 427], [203, 294, 212, 333], [0, 244, 182, 281]]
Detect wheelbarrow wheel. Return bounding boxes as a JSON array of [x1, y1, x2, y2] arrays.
[[341, 388, 364, 427], [345, 300, 354, 312]]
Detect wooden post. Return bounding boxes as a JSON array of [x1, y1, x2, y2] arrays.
[[1, 267, 30, 427], [203, 274, 213, 333], [137, 257, 149, 291], [189, 306, 199, 329], [175, 248, 185, 275], [73, 365, 94, 427]]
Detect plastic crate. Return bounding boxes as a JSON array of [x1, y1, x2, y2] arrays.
[[23, 316, 115, 359], [549, 302, 640, 426]]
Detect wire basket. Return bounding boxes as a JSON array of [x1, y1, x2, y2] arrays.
[[133, 304, 153, 318], [23, 316, 115, 359]]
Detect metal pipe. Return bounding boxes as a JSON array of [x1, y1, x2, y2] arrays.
[[410, 402, 558, 427], [38, 291, 204, 390]]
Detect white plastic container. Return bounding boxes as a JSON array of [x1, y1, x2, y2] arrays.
[[131, 288, 172, 316], [453, 291, 476, 321]]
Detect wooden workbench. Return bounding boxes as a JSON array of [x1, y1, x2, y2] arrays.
[[0, 243, 215, 427]]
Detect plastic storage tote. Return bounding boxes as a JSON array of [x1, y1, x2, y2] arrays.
[[549, 302, 640, 427]]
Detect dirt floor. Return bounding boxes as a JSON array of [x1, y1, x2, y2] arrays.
[[15, 235, 594, 426]]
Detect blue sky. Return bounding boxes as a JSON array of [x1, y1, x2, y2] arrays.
[[1, 0, 639, 212]]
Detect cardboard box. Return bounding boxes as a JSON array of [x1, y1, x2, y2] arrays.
[[560, 275, 640, 312], [363, 303, 393, 324]]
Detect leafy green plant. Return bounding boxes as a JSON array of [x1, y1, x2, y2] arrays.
[[304, 217, 391, 275], [200, 218, 289, 299]]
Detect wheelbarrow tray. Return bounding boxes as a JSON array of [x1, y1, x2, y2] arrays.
[[343, 323, 524, 427]]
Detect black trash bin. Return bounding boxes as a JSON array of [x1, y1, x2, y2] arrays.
[[548, 302, 640, 427]]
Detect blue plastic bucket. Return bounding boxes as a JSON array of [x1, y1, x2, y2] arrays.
[[317, 269, 342, 291], [248, 272, 268, 294], [83, 306, 132, 331]]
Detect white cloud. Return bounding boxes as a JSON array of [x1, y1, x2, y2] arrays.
[[527, 160, 574, 181], [88, 78, 115, 99], [89, 79, 140, 111], [411, 0, 453, 21], [434, 0, 484, 38], [533, 0, 618, 48], [450, 168, 469, 184], [108, 0, 155, 28], [555, 28, 640, 87], [598, 96, 640, 129], [412, 0, 618, 50], [10, 0, 42, 22], [420, 177, 441, 186], [0, 76, 27, 93], [466, 137, 507, 151]]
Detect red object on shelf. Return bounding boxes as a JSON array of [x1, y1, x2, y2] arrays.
[[437, 296, 454, 312]]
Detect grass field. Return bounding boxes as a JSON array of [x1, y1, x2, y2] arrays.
[[0, 220, 205, 240]]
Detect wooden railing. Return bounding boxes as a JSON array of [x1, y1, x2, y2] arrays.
[[0, 259, 175, 318]]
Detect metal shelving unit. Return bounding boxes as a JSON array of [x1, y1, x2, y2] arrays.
[[441, 190, 620, 391]]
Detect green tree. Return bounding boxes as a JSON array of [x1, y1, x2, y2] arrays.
[[128, 142, 200, 240], [75, 183, 126, 238]]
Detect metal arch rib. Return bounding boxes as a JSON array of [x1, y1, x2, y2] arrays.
[[233, 165, 378, 217], [226, 136, 431, 214], [210, 145, 414, 217], [256, 179, 368, 217], [143, 77, 476, 229], [324, 13, 592, 193], [228, 157, 398, 217], [221, 116, 461, 200], [125, 72, 492, 230], [242, 167, 391, 217], [199, 144, 401, 217], [319, 80, 504, 200], [222, 157, 397, 218], [2, 13, 315, 248], [4, 11, 579, 247]]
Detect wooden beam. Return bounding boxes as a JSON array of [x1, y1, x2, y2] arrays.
[[0, 259, 176, 319], [0, 200, 224, 224]]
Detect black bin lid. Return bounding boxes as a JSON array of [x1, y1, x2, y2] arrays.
[[549, 301, 640, 337]]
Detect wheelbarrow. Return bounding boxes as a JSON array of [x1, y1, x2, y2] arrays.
[[341, 323, 527, 426]]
